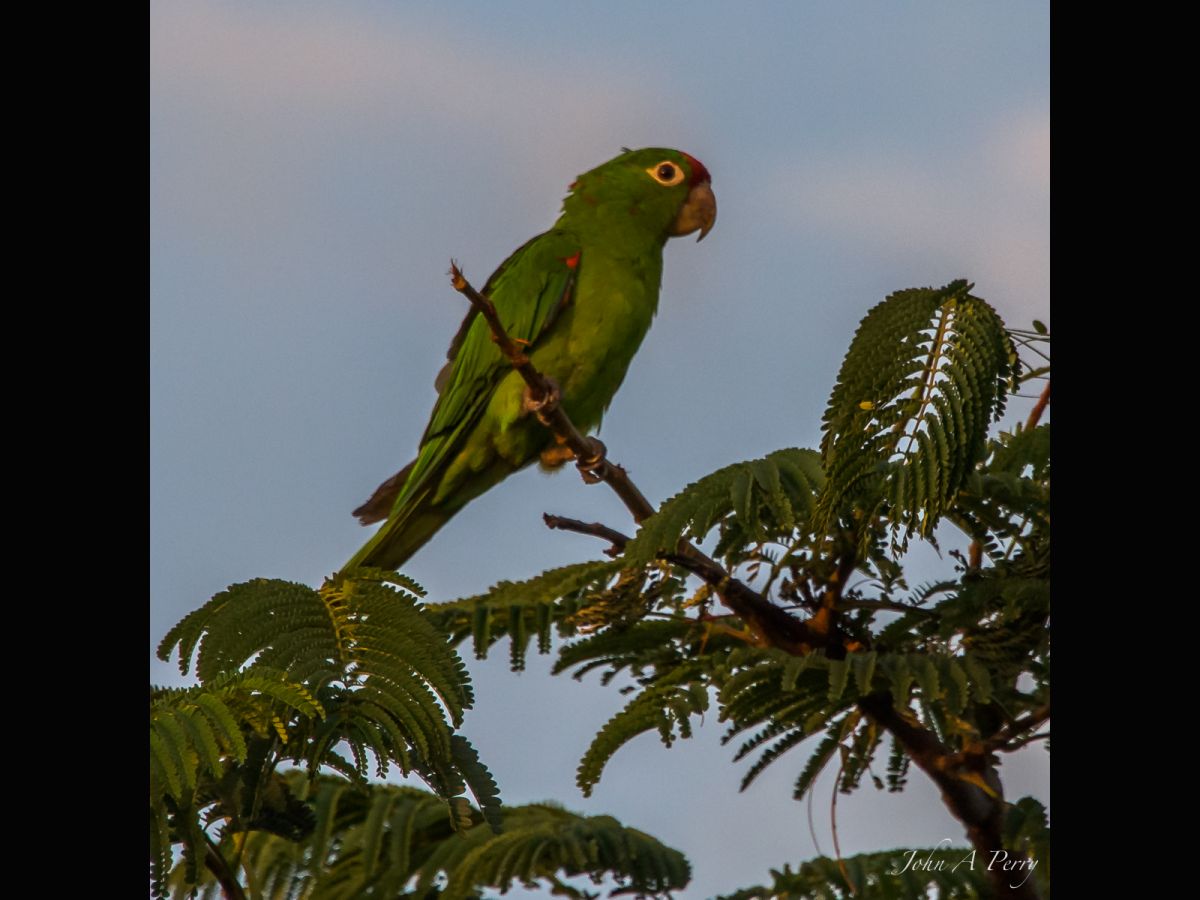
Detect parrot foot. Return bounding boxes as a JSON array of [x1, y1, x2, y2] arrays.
[[539, 440, 575, 470], [522, 378, 562, 423], [576, 437, 607, 483]]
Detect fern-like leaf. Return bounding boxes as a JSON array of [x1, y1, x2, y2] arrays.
[[153, 572, 495, 898], [451, 734, 504, 833], [576, 664, 708, 796], [428, 560, 619, 667], [794, 731, 841, 801], [817, 281, 1016, 546], [623, 448, 824, 566], [739, 727, 809, 792], [169, 773, 690, 899]]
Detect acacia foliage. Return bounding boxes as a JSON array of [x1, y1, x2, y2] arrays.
[[151, 280, 1049, 898], [151, 571, 502, 896], [425, 282, 1050, 896], [151, 569, 686, 899], [167, 773, 689, 900]]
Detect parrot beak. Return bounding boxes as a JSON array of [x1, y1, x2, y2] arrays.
[[669, 181, 717, 242]]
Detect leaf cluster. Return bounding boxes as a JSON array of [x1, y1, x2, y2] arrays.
[[151, 571, 499, 897], [421, 282, 1049, 895], [168, 772, 689, 900], [151, 280, 1049, 898]]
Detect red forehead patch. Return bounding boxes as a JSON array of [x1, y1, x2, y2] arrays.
[[681, 152, 711, 185]]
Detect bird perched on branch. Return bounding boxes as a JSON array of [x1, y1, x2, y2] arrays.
[[344, 147, 716, 572]]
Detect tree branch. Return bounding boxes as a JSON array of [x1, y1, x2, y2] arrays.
[[451, 262, 815, 651], [450, 261, 1040, 896], [542, 514, 631, 557], [1002, 730, 1050, 752], [203, 833, 247, 900], [857, 693, 1040, 899], [664, 545, 823, 653], [984, 702, 1051, 754], [834, 597, 938, 616], [543, 518, 825, 652], [1025, 379, 1050, 430]]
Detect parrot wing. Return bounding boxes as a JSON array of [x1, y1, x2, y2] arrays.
[[353, 228, 582, 527]]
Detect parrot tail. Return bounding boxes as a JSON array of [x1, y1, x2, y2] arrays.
[[353, 460, 415, 524], [342, 477, 455, 574], [343, 455, 519, 575]]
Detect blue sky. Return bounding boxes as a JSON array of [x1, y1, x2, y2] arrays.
[[151, 3, 1048, 895]]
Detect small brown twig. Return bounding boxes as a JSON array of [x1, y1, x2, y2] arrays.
[[968, 540, 983, 569], [830, 752, 857, 896], [834, 598, 938, 616], [542, 514, 631, 557], [1001, 730, 1050, 752], [982, 702, 1051, 754], [450, 261, 531, 369], [203, 833, 247, 900], [1025, 379, 1051, 430]]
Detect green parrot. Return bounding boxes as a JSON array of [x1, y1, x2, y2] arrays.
[[344, 147, 716, 572]]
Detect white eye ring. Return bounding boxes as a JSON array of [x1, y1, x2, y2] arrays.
[[646, 161, 686, 186]]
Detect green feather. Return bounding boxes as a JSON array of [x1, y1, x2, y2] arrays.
[[344, 148, 715, 573]]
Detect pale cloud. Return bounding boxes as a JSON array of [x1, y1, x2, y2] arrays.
[[764, 109, 1049, 321], [150, 2, 692, 304], [984, 108, 1050, 196], [151, 4, 666, 181]]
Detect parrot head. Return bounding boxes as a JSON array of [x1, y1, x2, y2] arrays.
[[560, 147, 716, 246]]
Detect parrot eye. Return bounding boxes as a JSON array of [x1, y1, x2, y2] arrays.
[[646, 161, 686, 186]]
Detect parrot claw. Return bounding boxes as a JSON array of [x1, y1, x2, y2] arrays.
[[522, 378, 562, 423], [539, 441, 575, 470], [577, 437, 607, 483]]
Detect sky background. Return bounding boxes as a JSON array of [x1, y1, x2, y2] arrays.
[[151, 2, 1049, 896]]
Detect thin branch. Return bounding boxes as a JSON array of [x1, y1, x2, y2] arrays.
[[663, 548, 822, 652], [543, 514, 631, 557], [451, 263, 816, 652], [1025, 379, 1051, 430], [1001, 730, 1050, 752], [830, 753, 857, 896], [760, 534, 809, 597], [1015, 364, 1051, 383], [968, 541, 983, 569], [807, 771, 825, 859], [834, 597, 938, 616], [696, 615, 761, 646], [450, 262, 530, 372], [642, 610, 705, 622], [983, 702, 1051, 754], [203, 834, 247, 900], [1009, 335, 1052, 363], [452, 261, 659, 517]]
